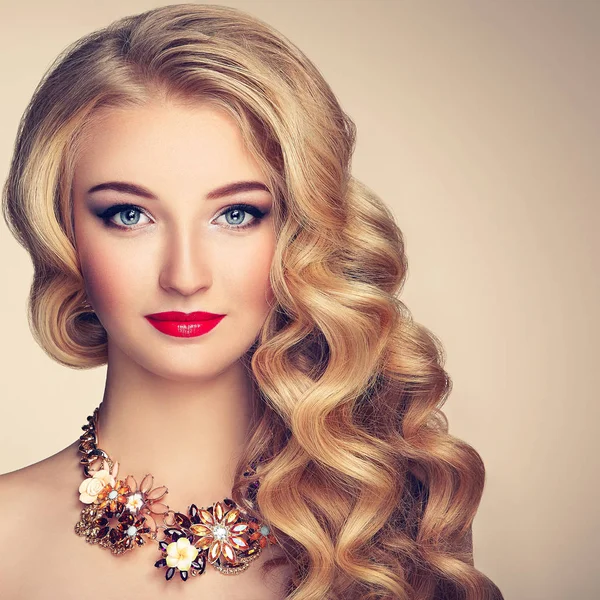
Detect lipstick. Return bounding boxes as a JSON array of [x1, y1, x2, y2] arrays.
[[144, 311, 226, 338]]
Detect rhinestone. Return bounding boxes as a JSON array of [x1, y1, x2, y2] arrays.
[[212, 525, 228, 540], [127, 525, 137, 537], [260, 525, 270, 535], [108, 490, 118, 500]]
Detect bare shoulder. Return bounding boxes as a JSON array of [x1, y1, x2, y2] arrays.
[[0, 440, 82, 597], [0, 438, 81, 497], [0, 463, 33, 532]]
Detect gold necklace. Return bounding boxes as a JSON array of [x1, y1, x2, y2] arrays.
[[74, 403, 278, 581]]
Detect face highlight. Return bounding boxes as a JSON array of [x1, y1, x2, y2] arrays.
[[71, 100, 276, 381]]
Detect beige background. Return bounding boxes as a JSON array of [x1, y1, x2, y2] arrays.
[[1, 1, 598, 598]]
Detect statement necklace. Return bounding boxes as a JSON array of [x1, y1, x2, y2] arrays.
[[74, 403, 278, 582]]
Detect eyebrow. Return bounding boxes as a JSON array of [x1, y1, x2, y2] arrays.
[[86, 180, 271, 200]]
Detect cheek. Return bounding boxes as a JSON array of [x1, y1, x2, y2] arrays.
[[77, 237, 150, 316], [222, 235, 275, 308]]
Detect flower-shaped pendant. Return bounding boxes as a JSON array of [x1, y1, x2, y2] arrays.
[[74, 457, 278, 581]]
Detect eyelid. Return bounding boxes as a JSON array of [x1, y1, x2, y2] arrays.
[[96, 201, 262, 217], [212, 203, 267, 229], [214, 202, 265, 217], [96, 202, 150, 217], [95, 201, 267, 230]]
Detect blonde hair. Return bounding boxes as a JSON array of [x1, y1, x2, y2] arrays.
[[2, 4, 504, 599]]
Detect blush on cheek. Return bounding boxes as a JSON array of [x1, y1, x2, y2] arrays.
[[233, 251, 273, 306], [80, 255, 125, 317]]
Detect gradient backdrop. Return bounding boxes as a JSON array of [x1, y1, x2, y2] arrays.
[[0, 2, 598, 599]]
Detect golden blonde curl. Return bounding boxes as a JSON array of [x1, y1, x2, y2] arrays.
[[2, 5, 503, 599]]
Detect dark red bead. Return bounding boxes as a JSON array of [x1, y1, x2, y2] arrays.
[[119, 512, 134, 525], [174, 512, 191, 529], [109, 528, 122, 544], [97, 526, 109, 539]]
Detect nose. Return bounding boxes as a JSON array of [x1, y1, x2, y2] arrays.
[[158, 225, 212, 297]]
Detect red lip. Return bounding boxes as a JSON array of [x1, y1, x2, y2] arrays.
[[144, 312, 226, 338], [145, 311, 225, 322]]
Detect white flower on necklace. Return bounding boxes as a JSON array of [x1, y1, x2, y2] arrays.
[[126, 492, 144, 512], [166, 536, 199, 572], [78, 468, 116, 504]]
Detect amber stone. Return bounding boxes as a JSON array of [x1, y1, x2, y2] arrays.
[[121, 537, 133, 550], [195, 536, 212, 550], [119, 512, 134, 526], [174, 511, 191, 529], [97, 526, 110, 539], [230, 522, 248, 534], [190, 523, 211, 537], [109, 528, 122, 544], [213, 502, 226, 521], [229, 536, 249, 552]]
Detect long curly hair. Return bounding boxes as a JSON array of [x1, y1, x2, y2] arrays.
[[2, 4, 504, 599]]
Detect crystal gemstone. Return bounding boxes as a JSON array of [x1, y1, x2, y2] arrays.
[[213, 525, 228, 540]]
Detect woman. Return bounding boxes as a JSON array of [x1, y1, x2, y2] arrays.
[[0, 4, 503, 599]]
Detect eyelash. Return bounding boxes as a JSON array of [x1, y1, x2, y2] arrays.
[[96, 202, 267, 232]]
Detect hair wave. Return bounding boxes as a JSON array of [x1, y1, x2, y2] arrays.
[[2, 4, 503, 599]]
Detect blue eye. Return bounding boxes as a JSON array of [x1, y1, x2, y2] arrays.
[[95, 202, 267, 231], [117, 208, 142, 226], [215, 204, 267, 230], [97, 204, 150, 229]]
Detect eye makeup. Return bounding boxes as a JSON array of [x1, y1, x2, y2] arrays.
[[94, 202, 269, 232]]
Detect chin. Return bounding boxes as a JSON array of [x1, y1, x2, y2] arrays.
[[131, 352, 237, 382]]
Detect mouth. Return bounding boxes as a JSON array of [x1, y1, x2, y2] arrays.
[[144, 311, 226, 338], [145, 311, 226, 322]]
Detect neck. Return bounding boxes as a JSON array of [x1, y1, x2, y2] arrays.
[[91, 341, 258, 512]]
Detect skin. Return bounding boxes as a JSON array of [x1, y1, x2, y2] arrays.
[[70, 98, 277, 514]]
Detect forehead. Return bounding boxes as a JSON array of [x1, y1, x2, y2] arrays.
[[72, 100, 265, 193]]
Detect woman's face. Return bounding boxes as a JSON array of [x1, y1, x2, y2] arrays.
[[72, 99, 276, 380]]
